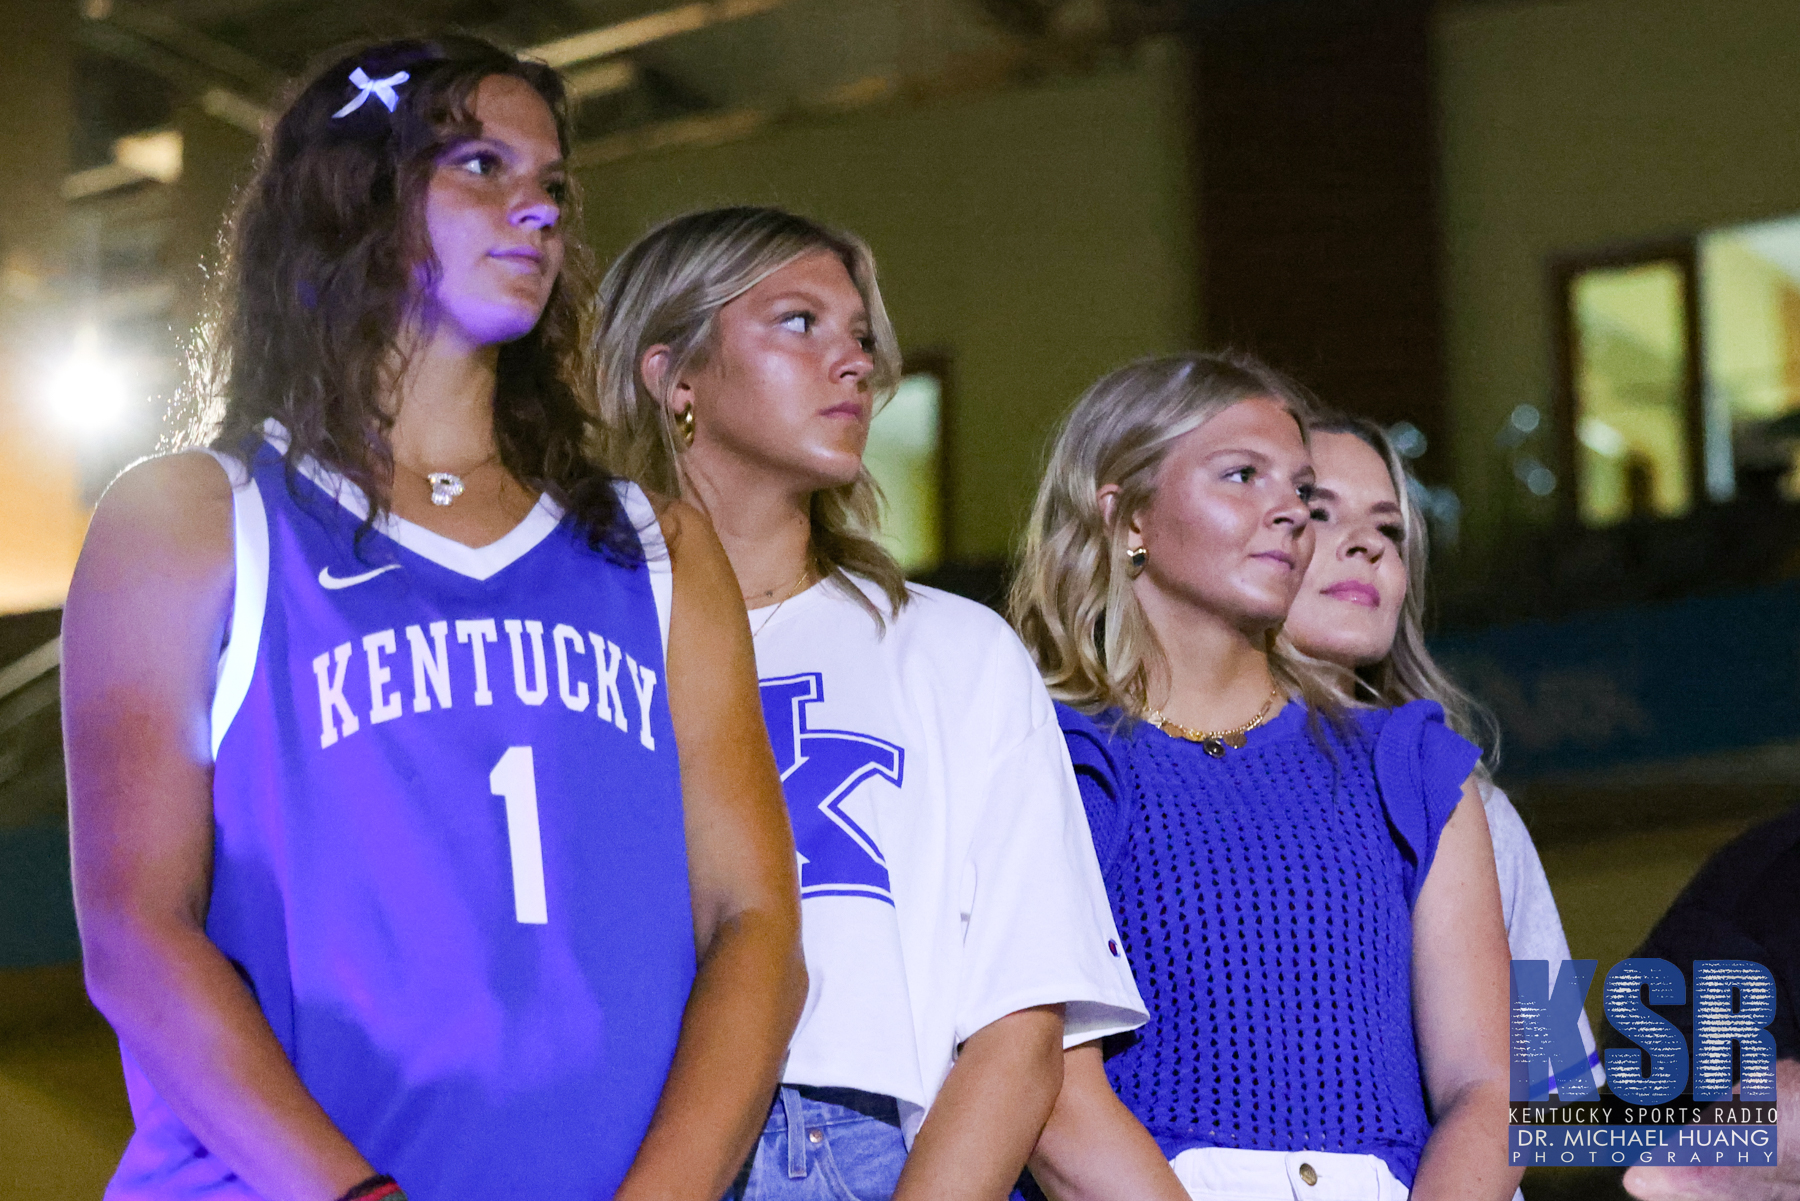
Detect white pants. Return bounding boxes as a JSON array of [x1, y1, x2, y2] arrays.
[[1168, 1147, 1410, 1201]]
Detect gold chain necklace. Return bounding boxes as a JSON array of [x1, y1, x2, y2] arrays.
[[748, 558, 815, 639], [1146, 683, 1282, 759]]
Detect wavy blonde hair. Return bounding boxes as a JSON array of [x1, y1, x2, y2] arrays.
[[1294, 414, 1500, 764], [592, 206, 908, 621], [1009, 351, 1345, 722]]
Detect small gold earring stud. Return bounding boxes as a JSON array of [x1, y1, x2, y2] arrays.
[[675, 405, 696, 448]]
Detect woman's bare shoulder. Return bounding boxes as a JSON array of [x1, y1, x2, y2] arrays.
[[62, 450, 241, 724], [100, 449, 236, 516], [76, 450, 238, 593]]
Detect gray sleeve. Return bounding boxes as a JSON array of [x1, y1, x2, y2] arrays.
[[1481, 783, 1603, 1076]]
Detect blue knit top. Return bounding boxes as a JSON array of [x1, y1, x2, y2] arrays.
[[1060, 698, 1479, 1186]]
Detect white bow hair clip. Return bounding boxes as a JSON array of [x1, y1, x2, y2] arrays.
[[333, 67, 411, 118]]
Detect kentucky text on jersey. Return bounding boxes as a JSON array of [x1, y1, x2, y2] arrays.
[[310, 617, 660, 751]]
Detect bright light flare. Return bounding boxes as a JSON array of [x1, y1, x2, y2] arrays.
[[43, 328, 132, 436]]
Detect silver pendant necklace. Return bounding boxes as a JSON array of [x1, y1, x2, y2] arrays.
[[399, 452, 496, 508], [426, 472, 466, 507]]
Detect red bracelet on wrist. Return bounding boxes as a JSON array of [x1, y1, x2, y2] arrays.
[[336, 1174, 405, 1201]]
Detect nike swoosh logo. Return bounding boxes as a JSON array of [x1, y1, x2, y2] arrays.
[[318, 564, 401, 590]]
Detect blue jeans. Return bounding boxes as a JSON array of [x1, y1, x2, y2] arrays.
[[730, 1085, 909, 1201]]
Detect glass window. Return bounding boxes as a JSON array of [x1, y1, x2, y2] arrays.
[[862, 370, 944, 573], [1569, 260, 1693, 525], [1700, 215, 1800, 502]]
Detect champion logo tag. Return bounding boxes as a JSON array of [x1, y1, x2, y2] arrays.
[[318, 564, 402, 590], [1108, 939, 1120, 957]]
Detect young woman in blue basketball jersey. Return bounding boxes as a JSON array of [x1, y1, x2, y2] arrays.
[[592, 207, 1147, 1201], [62, 38, 803, 1201], [1007, 355, 1520, 1201]]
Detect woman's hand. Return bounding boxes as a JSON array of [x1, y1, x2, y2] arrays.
[[1028, 1040, 1190, 1201], [613, 497, 806, 1201], [1410, 778, 1521, 1201], [1622, 1059, 1800, 1201], [65, 453, 374, 1201]]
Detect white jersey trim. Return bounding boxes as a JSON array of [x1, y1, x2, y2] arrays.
[[618, 482, 671, 657], [260, 419, 564, 582], [205, 449, 269, 761]]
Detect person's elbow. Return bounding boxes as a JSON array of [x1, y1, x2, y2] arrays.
[[705, 885, 808, 1031], [757, 876, 806, 1025], [76, 901, 136, 1025], [75, 891, 202, 1033], [1429, 1066, 1511, 1129], [773, 910, 807, 1033], [1418, 1011, 1511, 1129]]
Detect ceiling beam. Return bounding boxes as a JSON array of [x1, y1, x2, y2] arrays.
[[565, 59, 640, 101], [75, 30, 270, 138], [77, 3, 272, 136], [565, 25, 1161, 172], [528, 0, 794, 69], [90, 0, 281, 95], [80, 0, 800, 148]]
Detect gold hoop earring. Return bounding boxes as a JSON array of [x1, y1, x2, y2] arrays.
[[675, 405, 695, 449], [1127, 545, 1148, 574]]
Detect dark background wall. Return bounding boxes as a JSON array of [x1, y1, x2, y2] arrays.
[[1195, 0, 1449, 479]]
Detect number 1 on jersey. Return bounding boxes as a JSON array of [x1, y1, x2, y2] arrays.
[[489, 746, 548, 924]]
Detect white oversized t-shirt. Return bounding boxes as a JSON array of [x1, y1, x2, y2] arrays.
[[752, 576, 1147, 1141]]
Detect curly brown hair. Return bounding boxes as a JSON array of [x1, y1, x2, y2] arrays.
[[189, 35, 632, 556]]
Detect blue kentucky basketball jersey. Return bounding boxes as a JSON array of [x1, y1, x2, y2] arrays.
[[107, 432, 694, 1201]]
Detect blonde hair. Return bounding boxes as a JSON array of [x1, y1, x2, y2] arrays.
[[1009, 351, 1345, 722], [1296, 414, 1500, 764], [592, 206, 908, 621]]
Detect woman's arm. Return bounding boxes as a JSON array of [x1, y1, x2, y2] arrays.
[[614, 498, 805, 1201], [65, 454, 375, 1201], [894, 1005, 1066, 1201], [1028, 1041, 1189, 1201], [1410, 778, 1522, 1201]]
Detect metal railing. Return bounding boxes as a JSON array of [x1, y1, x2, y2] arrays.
[[0, 636, 65, 832]]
